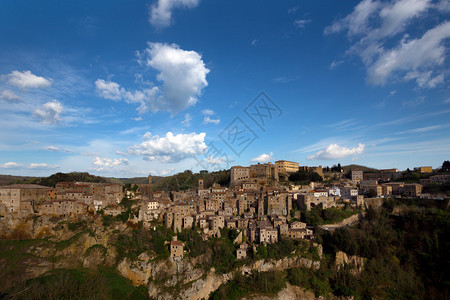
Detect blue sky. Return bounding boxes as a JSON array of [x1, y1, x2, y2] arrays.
[[0, 0, 449, 177]]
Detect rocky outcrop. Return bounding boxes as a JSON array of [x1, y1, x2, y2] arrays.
[[335, 251, 365, 274], [243, 283, 317, 300]]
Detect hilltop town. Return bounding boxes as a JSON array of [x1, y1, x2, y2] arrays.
[[0, 161, 449, 299], [1, 161, 448, 255]]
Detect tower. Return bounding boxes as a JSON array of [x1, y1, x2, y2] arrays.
[[198, 179, 204, 190]]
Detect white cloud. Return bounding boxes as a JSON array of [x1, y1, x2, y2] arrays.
[[201, 109, 214, 116], [307, 144, 365, 160], [181, 113, 192, 126], [395, 124, 447, 134], [330, 60, 344, 69], [294, 19, 311, 29], [93, 157, 129, 170], [149, 0, 200, 28], [123, 87, 160, 115], [0, 162, 23, 169], [251, 152, 273, 163], [324, 0, 381, 36], [97, 43, 209, 116], [404, 71, 444, 88], [202, 109, 220, 125], [444, 98, 450, 104], [95, 79, 123, 100], [203, 116, 220, 125], [33, 100, 64, 124], [28, 163, 52, 169], [95, 78, 160, 115], [140, 42, 209, 114], [368, 21, 450, 85], [115, 151, 128, 156], [325, 0, 449, 88], [43, 146, 60, 152], [0, 90, 21, 102], [6, 70, 51, 89], [128, 131, 207, 162], [42, 146, 74, 153]]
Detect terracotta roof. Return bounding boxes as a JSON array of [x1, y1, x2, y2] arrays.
[[171, 241, 183, 246]]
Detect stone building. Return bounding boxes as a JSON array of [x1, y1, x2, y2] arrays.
[[170, 240, 184, 259]]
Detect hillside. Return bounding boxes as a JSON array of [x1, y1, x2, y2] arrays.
[[152, 169, 230, 191], [0, 175, 41, 186], [342, 164, 377, 172]]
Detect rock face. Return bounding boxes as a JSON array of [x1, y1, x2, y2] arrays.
[[335, 251, 365, 274], [118, 257, 152, 286], [115, 252, 321, 300], [243, 283, 317, 300]]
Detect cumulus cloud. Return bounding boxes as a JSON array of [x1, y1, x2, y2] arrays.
[[93, 157, 129, 170], [149, 0, 201, 28], [0, 162, 23, 169], [307, 144, 365, 160], [251, 152, 273, 163], [95, 79, 160, 115], [0, 90, 21, 102], [325, 0, 449, 87], [33, 100, 64, 124], [128, 131, 207, 162], [6, 70, 51, 88], [140, 42, 209, 114], [201, 109, 220, 125], [96, 43, 209, 116], [95, 79, 123, 100]]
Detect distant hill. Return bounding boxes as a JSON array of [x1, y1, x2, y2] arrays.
[[0, 175, 40, 186], [342, 164, 378, 172], [1, 169, 230, 190], [31, 172, 113, 187], [152, 169, 230, 191]]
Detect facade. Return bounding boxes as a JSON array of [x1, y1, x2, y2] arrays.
[[352, 170, 364, 183], [0, 184, 54, 213], [275, 160, 299, 174], [230, 166, 250, 184], [170, 241, 184, 258], [430, 175, 450, 185], [341, 187, 358, 199], [415, 166, 432, 174], [403, 183, 423, 197]]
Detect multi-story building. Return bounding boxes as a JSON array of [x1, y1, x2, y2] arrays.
[[341, 187, 358, 199], [430, 175, 450, 185], [0, 184, 54, 214], [403, 183, 423, 197], [230, 166, 250, 184], [275, 160, 299, 174], [249, 163, 279, 181], [415, 166, 432, 174], [352, 170, 363, 184], [259, 227, 278, 244]]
